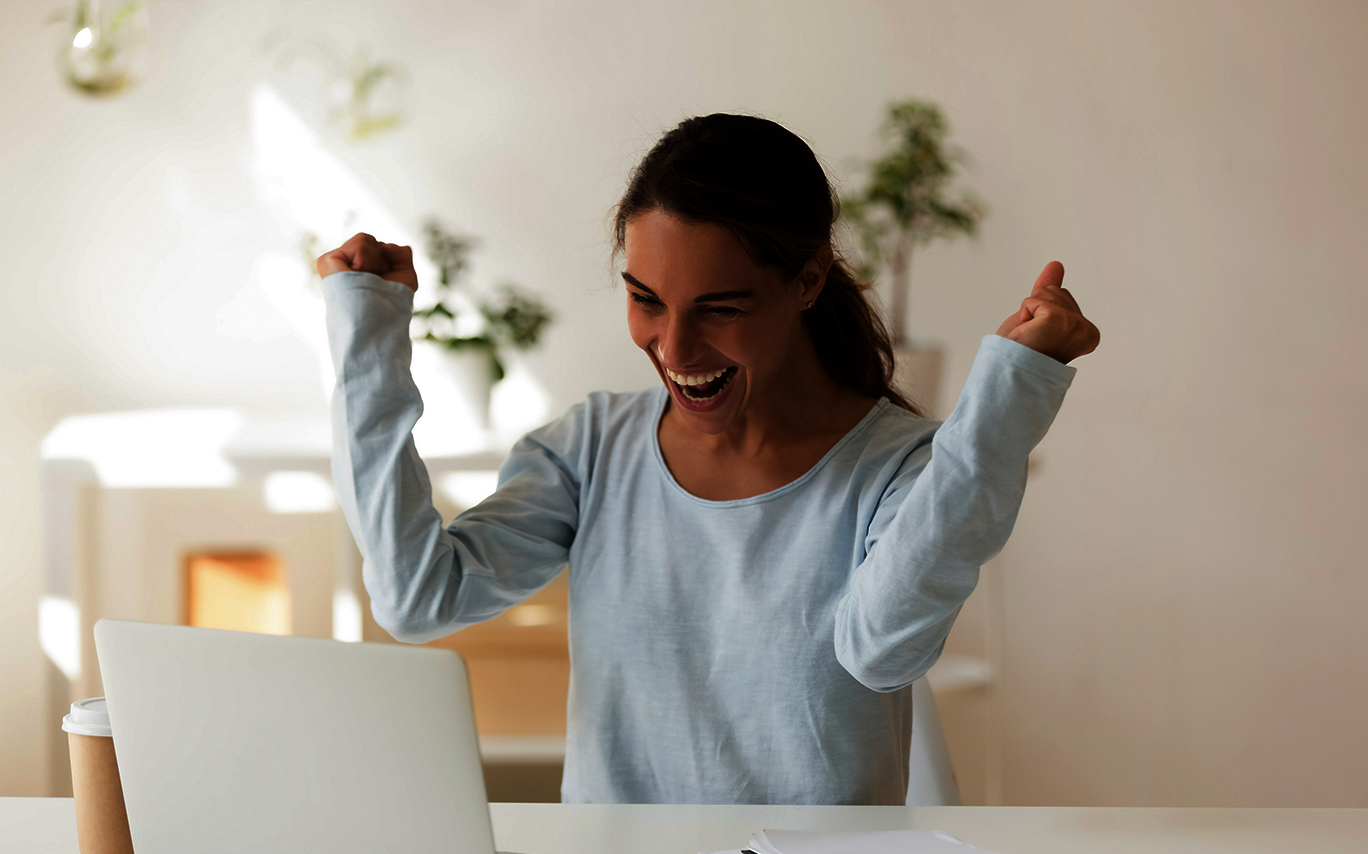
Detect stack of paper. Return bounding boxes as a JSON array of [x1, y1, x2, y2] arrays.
[[707, 827, 998, 854]]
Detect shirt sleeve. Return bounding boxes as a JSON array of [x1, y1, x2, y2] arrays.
[[834, 334, 1077, 691], [323, 270, 579, 644]]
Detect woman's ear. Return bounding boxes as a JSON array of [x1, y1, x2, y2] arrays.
[[797, 245, 835, 308]]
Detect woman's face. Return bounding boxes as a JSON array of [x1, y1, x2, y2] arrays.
[[623, 209, 816, 435]]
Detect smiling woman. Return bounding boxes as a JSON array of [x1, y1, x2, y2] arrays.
[[620, 207, 881, 500], [316, 113, 1098, 805]]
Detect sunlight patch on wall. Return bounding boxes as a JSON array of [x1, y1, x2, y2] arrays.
[[250, 84, 413, 248], [263, 470, 336, 513], [332, 589, 362, 643], [248, 81, 551, 442], [39, 596, 81, 681], [41, 409, 242, 488], [249, 83, 432, 398]]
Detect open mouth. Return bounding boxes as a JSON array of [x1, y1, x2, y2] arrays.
[[664, 365, 739, 405]]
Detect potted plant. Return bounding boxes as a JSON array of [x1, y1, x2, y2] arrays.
[[410, 219, 553, 429], [841, 99, 985, 414]]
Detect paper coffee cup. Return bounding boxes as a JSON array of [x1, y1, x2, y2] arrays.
[[63, 698, 134, 854]]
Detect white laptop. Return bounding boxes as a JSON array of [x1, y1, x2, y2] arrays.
[[94, 619, 511, 854]]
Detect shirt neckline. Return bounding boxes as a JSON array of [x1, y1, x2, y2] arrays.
[[648, 385, 892, 508]]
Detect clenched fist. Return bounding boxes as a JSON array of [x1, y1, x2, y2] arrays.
[[996, 261, 1100, 364], [316, 232, 419, 292]]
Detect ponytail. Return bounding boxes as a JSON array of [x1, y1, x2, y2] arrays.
[[805, 257, 922, 415]]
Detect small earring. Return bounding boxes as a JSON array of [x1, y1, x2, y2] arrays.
[[806, 301, 814, 309]]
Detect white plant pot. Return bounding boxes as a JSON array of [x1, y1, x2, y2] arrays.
[[409, 343, 497, 454], [436, 348, 495, 431]]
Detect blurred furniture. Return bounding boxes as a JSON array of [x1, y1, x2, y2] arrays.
[[423, 571, 570, 802], [37, 409, 508, 797], [10, 798, 1368, 854]]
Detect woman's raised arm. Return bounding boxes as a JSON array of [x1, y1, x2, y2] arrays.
[[321, 234, 576, 643], [834, 262, 1096, 690]]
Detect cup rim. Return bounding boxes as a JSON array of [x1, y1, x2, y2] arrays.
[[62, 697, 113, 738]]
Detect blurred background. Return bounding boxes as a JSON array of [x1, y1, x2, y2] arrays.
[[2, 0, 1366, 806]]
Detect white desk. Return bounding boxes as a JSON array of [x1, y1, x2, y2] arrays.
[[5, 798, 1367, 853]]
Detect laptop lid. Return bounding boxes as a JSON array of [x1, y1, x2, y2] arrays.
[[94, 619, 497, 854]]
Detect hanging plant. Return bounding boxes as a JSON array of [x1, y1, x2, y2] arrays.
[[53, 0, 151, 96], [339, 51, 407, 141], [259, 35, 408, 142]]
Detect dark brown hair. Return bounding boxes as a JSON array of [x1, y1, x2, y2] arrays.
[[611, 113, 922, 415]]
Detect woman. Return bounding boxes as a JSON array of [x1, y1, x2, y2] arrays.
[[317, 113, 1099, 805]]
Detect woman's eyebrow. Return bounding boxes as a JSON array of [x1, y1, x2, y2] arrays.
[[621, 272, 657, 296], [693, 289, 755, 303], [620, 272, 754, 303]]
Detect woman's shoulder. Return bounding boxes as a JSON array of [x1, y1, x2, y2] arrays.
[[562, 386, 665, 433], [817, 397, 937, 482], [517, 386, 663, 462], [859, 398, 941, 452], [816, 399, 941, 501]]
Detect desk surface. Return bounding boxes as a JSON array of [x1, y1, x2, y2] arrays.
[[5, 798, 1367, 853]]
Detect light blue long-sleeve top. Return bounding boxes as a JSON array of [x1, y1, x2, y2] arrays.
[[323, 270, 1075, 805]]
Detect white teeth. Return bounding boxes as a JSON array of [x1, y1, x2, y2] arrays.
[[665, 367, 731, 386]]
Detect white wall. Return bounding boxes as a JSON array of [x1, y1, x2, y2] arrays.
[[2, 0, 1365, 803]]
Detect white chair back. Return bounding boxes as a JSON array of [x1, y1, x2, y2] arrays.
[[906, 678, 960, 805]]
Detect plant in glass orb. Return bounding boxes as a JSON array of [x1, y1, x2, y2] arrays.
[[54, 0, 151, 96], [259, 36, 408, 142], [337, 51, 408, 141], [411, 220, 554, 384], [841, 99, 986, 345]]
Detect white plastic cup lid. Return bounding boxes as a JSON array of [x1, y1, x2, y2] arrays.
[[62, 697, 112, 737]]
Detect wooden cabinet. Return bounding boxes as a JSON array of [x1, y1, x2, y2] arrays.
[[422, 570, 571, 737]]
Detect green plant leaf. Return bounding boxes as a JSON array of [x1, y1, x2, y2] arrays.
[[438, 334, 495, 352], [413, 220, 552, 369], [837, 98, 986, 286], [481, 285, 554, 350], [108, 1, 141, 35], [422, 219, 478, 293]]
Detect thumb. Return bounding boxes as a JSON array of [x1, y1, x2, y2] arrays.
[[1033, 261, 1065, 293], [316, 248, 355, 279], [996, 304, 1033, 338]]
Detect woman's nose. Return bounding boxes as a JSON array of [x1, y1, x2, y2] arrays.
[[656, 314, 702, 369]]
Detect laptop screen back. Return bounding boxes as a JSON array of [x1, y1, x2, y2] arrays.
[[94, 619, 496, 854]]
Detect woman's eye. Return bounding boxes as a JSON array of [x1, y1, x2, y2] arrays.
[[704, 306, 741, 318], [629, 292, 660, 309]]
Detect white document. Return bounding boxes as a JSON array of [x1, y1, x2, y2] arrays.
[[704, 827, 997, 854]]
